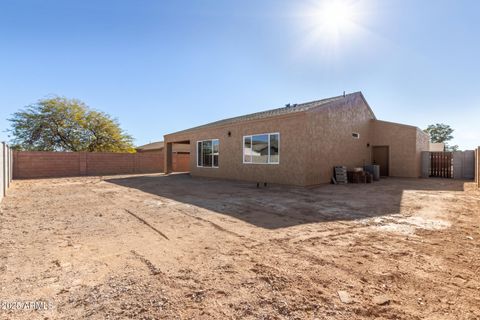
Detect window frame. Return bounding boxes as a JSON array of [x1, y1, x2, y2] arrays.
[[196, 139, 219, 168], [352, 132, 360, 139], [242, 132, 280, 165]]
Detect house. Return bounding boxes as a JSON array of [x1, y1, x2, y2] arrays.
[[137, 141, 190, 172], [136, 141, 190, 154], [163, 92, 430, 186]]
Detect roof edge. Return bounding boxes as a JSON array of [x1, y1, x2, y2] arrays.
[[357, 92, 377, 120], [373, 119, 426, 133], [165, 91, 374, 137]]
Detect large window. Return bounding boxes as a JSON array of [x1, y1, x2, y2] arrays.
[[197, 139, 219, 168], [243, 133, 279, 164]]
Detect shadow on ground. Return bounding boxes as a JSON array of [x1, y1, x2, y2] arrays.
[[106, 174, 466, 229]]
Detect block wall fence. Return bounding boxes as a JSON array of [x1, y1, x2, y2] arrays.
[[13, 151, 189, 179], [476, 147, 480, 189], [1, 143, 13, 202]]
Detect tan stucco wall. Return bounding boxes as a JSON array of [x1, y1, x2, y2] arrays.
[[305, 94, 375, 185], [415, 128, 431, 177], [165, 113, 309, 186], [429, 142, 445, 152], [370, 120, 429, 178]]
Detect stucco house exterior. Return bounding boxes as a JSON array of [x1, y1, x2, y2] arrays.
[[164, 92, 430, 186]]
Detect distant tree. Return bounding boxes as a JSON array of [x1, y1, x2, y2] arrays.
[[424, 123, 459, 152], [424, 123, 454, 143], [9, 97, 135, 152], [445, 144, 459, 152]]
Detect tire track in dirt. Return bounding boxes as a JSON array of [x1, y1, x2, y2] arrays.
[[88, 184, 172, 241], [124, 209, 169, 240], [130, 250, 164, 275], [173, 206, 246, 239], [92, 182, 244, 242]]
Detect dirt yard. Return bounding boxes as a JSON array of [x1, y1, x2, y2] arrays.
[[1, 174, 479, 319]]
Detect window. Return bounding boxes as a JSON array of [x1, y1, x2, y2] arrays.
[[243, 136, 252, 163], [197, 139, 219, 168], [352, 132, 360, 139], [243, 133, 279, 164]]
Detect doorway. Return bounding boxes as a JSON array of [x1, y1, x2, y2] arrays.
[[372, 146, 389, 176]]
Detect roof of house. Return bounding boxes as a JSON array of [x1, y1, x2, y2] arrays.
[[136, 141, 165, 151], [136, 141, 190, 153], [167, 92, 373, 136]]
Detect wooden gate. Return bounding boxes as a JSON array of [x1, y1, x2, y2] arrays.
[[430, 152, 453, 178]]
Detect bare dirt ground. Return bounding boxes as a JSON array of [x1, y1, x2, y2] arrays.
[[1, 173, 479, 320]]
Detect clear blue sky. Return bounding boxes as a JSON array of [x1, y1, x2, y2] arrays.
[[1, 0, 479, 149]]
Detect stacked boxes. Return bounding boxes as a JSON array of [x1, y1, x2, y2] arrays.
[[334, 166, 348, 184], [347, 170, 374, 184]]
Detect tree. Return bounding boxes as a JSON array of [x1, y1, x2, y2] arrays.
[[9, 97, 135, 152], [424, 123, 454, 143], [446, 144, 459, 152], [424, 123, 458, 152]]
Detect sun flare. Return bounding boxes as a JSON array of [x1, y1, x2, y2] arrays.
[[321, 1, 355, 32], [316, 0, 355, 34], [300, 0, 366, 51]]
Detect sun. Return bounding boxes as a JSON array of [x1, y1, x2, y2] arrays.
[[321, 1, 355, 33], [299, 0, 364, 49]]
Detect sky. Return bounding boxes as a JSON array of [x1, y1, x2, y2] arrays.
[[0, 0, 479, 149]]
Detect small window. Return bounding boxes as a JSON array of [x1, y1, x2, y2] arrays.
[[243, 133, 280, 164], [197, 139, 219, 168], [352, 133, 360, 139]]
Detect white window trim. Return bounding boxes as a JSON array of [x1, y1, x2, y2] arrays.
[[352, 132, 360, 139], [196, 139, 219, 168], [242, 132, 280, 165]]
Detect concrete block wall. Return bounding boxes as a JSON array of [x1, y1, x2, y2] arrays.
[[12, 151, 190, 179], [1, 143, 13, 203], [453, 150, 475, 180], [0, 144, 4, 202], [476, 147, 480, 189], [86, 153, 138, 176], [421, 151, 430, 178], [14, 152, 82, 178]]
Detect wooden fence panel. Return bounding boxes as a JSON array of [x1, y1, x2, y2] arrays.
[[430, 152, 453, 178]]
